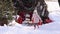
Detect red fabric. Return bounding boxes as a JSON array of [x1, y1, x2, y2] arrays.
[[44, 19, 53, 23], [17, 11, 33, 24], [38, 20, 42, 25], [17, 17, 22, 24], [31, 18, 34, 23], [17, 11, 25, 24], [19, 11, 25, 19], [38, 22, 42, 25]]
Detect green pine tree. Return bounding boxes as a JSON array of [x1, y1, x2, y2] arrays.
[[0, 0, 15, 26]]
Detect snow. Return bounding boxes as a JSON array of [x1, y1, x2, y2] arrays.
[[46, 1, 60, 12], [0, 1, 60, 34]]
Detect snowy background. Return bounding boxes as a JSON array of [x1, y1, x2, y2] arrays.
[[0, 1, 60, 34]]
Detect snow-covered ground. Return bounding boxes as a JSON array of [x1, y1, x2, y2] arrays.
[[46, 1, 60, 12], [0, 1, 60, 34]]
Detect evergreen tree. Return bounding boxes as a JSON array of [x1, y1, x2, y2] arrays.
[[0, 0, 15, 26]]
